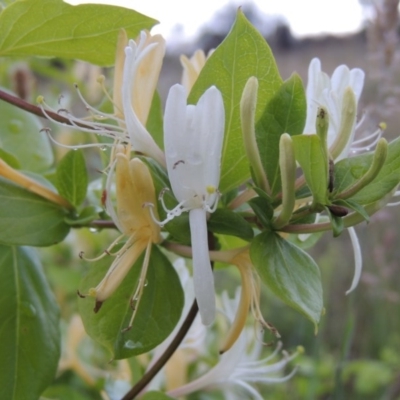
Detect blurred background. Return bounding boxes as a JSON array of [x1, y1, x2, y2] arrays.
[[10, 0, 400, 398]]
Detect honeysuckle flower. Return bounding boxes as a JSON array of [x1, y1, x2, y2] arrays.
[[38, 30, 165, 167], [302, 59, 389, 295], [304, 58, 365, 161], [155, 83, 225, 326], [81, 148, 162, 326], [167, 291, 302, 399]]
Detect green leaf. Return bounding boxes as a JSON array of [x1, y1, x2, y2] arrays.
[[42, 385, 90, 400], [248, 196, 274, 229], [250, 231, 323, 328], [64, 205, 99, 226], [0, 245, 60, 400], [292, 134, 328, 206], [0, 177, 70, 246], [208, 208, 254, 240], [334, 137, 400, 204], [0, 89, 53, 173], [188, 10, 282, 192], [78, 245, 184, 359], [334, 198, 370, 222], [256, 73, 306, 197], [0, 148, 20, 169], [142, 392, 175, 400], [287, 231, 324, 250], [0, 0, 157, 65], [56, 149, 88, 208]]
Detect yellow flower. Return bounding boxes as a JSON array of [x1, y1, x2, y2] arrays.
[[82, 147, 162, 329]]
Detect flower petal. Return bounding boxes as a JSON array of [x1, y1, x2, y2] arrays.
[[346, 227, 363, 294]]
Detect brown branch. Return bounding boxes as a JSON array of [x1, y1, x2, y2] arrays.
[[0, 88, 101, 131], [0, 88, 73, 124]]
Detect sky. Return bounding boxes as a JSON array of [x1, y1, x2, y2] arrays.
[[67, 0, 368, 41]]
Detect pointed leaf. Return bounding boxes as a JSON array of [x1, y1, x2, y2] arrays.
[[256, 73, 306, 196], [0, 245, 60, 400], [78, 245, 184, 359], [56, 149, 88, 208], [0, 177, 70, 246], [0, 0, 157, 65], [292, 134, 328, 205], [0, 89, 53, 172], [250, 231, 323, 328], [188, 10, 282, 192]]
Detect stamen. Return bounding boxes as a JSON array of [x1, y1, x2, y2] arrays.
[[351, 125, 385, 152], [78, 233, 126, 262], [74, 83, 124, 122], [46, 129, 116, 150], [38, 96, 129, 141], [121, 240, 152, 332]]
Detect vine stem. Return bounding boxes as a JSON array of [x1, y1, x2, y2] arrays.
[[0, 88, 95, 130], [0, 88, 69, 122]]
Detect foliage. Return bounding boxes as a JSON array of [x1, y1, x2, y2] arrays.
[[0, 1, 399, 399]]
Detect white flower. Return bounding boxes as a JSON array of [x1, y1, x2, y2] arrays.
[[167, 291, 301, 399], [160, 84, 225, 326], [303, 58, 383, 295], [304, 58, 367, 161]]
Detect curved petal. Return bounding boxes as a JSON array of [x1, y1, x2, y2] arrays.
[[346, 227, 363, 294], [122, 41, 165, 166]]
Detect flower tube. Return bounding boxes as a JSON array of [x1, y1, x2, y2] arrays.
[[162, 84, 225, 326]]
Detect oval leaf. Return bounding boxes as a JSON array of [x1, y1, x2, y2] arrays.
[[188, 10, 282, 192], [0, 0, 157, 66], [334, 137, 400, 204], [56, 149, 88, 208], [250, 231, 323, 328], [0, 89, 53, 173], [0, 177, 70, 246], [0, 245, 60, 400], [78, 245, 184, 359]]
